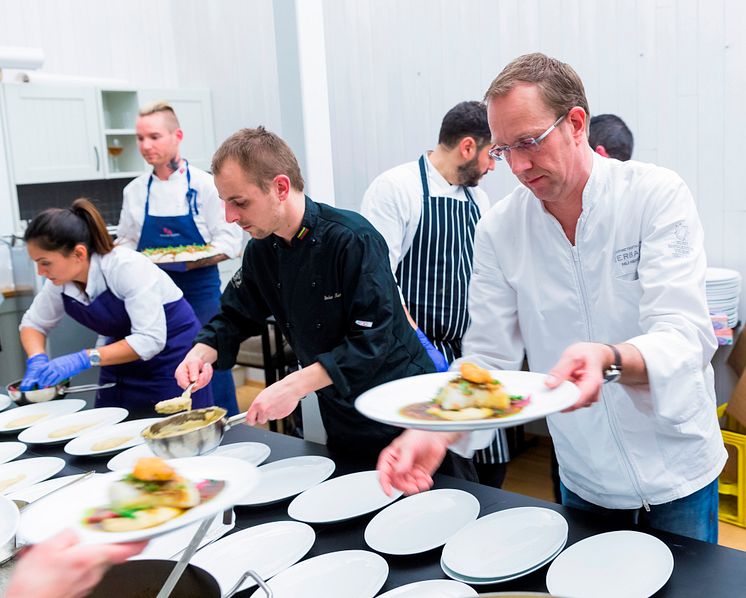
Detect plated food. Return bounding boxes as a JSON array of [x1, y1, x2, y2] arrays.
[[141, 243, 218, 264], [83, 457, 223, 532], [64, 417, 162, 457], [0, 399, 86, 433], [401, 363, 531, 422], [18, 407, 128, 445]]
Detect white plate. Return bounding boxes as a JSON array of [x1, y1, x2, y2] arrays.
[[440, 537, 566, 584], [0, 457, 65, 495], [0, 399, 86, 433], [237, 455, 335, 506], [378, 579, 478, 597], [131, 510, 235, 561], [0, 394, 10, 412], [0, 495, 20, 547], [192, 521, 315, 595], [0, 441, 26, 464], [18, 456, 258, 544], [7, 473, 94, 504], [63, 418, 163, 456], [355, 370, 579, 431], [288, 470, 402, 524], [442, 506, 568, 579], [365, 489, 480, 555], [545, 530, 674, 598], [107, 441, 271, 472], [18, 407, 128, 444], [248, 550, 388, 598]]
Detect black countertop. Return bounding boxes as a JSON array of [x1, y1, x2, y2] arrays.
[[14, 423, 746, 597]]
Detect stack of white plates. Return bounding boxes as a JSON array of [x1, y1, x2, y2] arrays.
[[440, 507, 568, 585], [706, 267, 741, 328]]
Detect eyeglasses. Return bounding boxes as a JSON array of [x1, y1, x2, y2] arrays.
[[488, 112, 567, 162]]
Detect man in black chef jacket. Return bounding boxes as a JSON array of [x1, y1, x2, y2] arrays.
[[175, 126, 477, 477]]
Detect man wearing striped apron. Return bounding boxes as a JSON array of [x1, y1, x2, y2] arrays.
[[361, 101, 510, 487]]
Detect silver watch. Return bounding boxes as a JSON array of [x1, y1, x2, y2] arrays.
[[88, 348, 102, 367]]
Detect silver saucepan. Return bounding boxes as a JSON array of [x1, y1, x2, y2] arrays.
[[141, 407, 248, 459], [6, 380, 116, 405]]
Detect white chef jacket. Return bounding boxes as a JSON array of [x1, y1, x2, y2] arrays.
[[360, 154, 491, 274], [20, 247, 184, 360], [461, 152, 726, 508], [116, 162, 243, 257]]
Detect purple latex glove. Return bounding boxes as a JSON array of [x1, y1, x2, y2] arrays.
[[19, 354, 49, 391], [415, 328, 449, 372], [36, 350, 92, 388]]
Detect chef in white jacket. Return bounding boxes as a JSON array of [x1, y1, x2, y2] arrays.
[[377, 52, 726, 543]]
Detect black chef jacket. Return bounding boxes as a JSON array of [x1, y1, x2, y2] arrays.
[[196, 196, 435, 458]]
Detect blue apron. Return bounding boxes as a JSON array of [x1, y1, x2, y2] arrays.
[[135, 161, 237, 415], [395, 155, 508, 465], [62, 289, 213, 419]]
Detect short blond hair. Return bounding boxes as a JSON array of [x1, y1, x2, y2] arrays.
[[138, 101, 180, 131], [485, 53, 590, 120]]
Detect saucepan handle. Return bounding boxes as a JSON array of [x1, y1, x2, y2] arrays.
[[223, 411, 249, 432], [225, 570, 273, 598]]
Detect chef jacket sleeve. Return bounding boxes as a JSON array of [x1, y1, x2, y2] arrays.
[[360, 175, 412, 274], [115, 184, 140, 250], [456, 216, 526, 371], [19, 280, 66, 335], [314, 232, 400, 398], [623, 172, 717, 424], [199, 176, 244, 258], [194, 268, 269, 369], [111, 256, 170, 360]]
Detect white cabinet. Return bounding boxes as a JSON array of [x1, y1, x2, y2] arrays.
[[3, 85, 103, 184], [137, 89, 216, 171]]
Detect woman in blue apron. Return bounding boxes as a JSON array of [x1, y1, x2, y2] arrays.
[[135, 161, 238, 415], [18, 198, 212, 419]]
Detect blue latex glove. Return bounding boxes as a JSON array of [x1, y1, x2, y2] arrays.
[[36, 350, 92, 388], [19, 354, 49, 391], [415, 328, 449, 372]]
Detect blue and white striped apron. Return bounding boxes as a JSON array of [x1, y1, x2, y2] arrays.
[[395, 155, 508, 464]]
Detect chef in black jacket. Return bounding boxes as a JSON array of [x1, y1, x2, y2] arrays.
[[175, 126, 477, 478]]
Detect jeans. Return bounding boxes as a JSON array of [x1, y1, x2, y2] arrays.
[[560, 478, 719, 544]]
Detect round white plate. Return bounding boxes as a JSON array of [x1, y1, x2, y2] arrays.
[[7, 473, 94, 504], [64, 417, 163, 456], [0, 399, 86, 433], [0, 394, 10, 412], [442, 506, 568, 579], [0, 441, 26, 465], [237, 455, 335, 506], [365, 489, 480, 555], [248, 549, 388, 598], [0, 495, 20, 547], [192, 521, 315, 595], [545, 530, 674, 598], [0, 457, 65, 495], [378, 579, 478, 597], [288, 470, 402, 524], [355, 370, 579, 431], [18, 456, 258, 544], [107, 441, 271, 472], [18, 407, 128, 444], [441, 537, 567, 585], [706, 267, 742, 282]]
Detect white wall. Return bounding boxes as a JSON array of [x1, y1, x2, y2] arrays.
[[0, 0, 283, 147], [322, 0, 746, 285]]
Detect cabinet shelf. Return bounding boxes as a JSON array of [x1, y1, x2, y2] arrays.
[[104, 128, 136, 135]]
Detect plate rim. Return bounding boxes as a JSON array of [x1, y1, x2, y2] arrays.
[[0, 456, 66, 495], [18, 407, 129, 444], [0, 399, 87, 432], [237, 454, 335, 506], [63, 417, 163, 456]]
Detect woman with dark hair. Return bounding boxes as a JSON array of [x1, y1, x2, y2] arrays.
[[18, 198, 213, 417]]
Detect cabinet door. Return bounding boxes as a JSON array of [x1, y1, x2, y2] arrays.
[[138, 89, 215, 171], [3, 85, 103, 184]]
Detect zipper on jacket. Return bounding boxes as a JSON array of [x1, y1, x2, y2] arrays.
[[570, 243, 652, 511]]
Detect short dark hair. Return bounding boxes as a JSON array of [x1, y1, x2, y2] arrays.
[[438, 101, 491, 149], [212, 126, 305, 192], [589, 114, 634, 161]]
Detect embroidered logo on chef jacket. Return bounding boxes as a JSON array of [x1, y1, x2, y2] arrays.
[[354, 320, 373, 328], [614, 243, 641, 279], [668, 221, 691, 257], [231, 268, 243, 288]]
